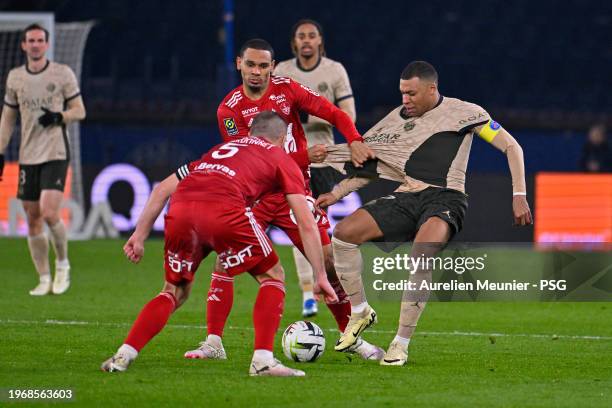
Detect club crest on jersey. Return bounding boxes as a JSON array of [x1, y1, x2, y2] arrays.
[[223, 118, 238, 136], [404, 122, 416, 131], [46, 83, 56, 93], [281, 104, 291, 115], [318, 82, 329, 92]]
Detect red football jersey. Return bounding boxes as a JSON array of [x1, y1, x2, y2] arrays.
[[172, 136, 306, 206], [217, 76, 362, 181]]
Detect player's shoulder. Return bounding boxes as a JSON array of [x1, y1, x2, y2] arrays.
[[320, 56, 344, 69], [440, 97, 490, 129], [270, 74, 293, 87], [7, 64, 26, 80], [219, 85, 245, 111], [274, 58, 296, 72], [49, 61, 76, 75]]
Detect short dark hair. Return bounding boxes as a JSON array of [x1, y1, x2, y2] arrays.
[[401, 61, 438, 83], [290, 18, 326, 57], [22, 23, 49, 43], [239, 38, 274, 60], [250, 111, 287, 141]]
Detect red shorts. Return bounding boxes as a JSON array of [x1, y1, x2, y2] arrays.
[[163, 201, 279, 285], [253, 192, 331, 253]]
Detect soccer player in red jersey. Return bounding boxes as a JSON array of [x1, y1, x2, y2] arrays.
[[190, 38, 384, 362], [101, 112, 337, 377]]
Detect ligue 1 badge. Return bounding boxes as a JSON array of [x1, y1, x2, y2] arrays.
[[223, 117, 238, 136]]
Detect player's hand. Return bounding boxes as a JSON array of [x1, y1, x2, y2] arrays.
[[0, 154, 4, 182], [38, 107, 63, 127], [512, 195, 533, 226], [349, 140, 375, 167], [315, 192, 339, 209], [123, 233, 145, 263], [308, 144, 328, 163], [314, 276, 338, 304]]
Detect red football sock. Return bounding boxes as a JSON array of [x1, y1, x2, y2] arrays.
[[206, 273, 234, 337], [253, 279, 285, 351], [124, 292, 176, 352], [326, 278, 351, 331]]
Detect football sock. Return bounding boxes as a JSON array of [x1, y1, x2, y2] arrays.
[[253, 349, 273, 362], [27, 233, 50, 279], [325, 277, 351, 331], [253, 279, 285, 351], [292, 247, 314, 294], [206, 273, 234, 337], [331, 236, 367, 306], [393, 335, 410, 347], [48, 220, 68, 262], [302, 291, 314, 302], [124, 292, 176, 352], [351, 302, 369, 314], [117, 343, 138, 360]]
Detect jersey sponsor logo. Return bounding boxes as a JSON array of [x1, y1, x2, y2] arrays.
[[269, 93, 287, 103], [167, 251, 194, 274], [458, 112, 487, 125], [223, 117, 239, 136], [196, 161, 237, 176], [299, 84, 320, 97], [364, 133, 400, 144], [490, 120, 501, 130], [241, 106, 259, 117], [219, 245, 254, 269]]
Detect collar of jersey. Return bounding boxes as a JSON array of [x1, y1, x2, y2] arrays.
[[296, 56, 322, 72], [399, 95, 445, 119], [26, 59, 50, 75]]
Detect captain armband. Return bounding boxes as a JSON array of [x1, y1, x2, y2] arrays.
[[478, 120, 502, 143]]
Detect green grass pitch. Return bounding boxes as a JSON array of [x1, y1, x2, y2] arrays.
[[0, 238, 610, 407]]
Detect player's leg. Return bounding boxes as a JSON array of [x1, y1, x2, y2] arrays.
[[39, 160, 71, 294], [292, 247, 317, 317], [249, 261, 304, 377], [102, 280, 192, 372], [20, 163, 52, 295], [22, 199, 51, 295], [184, 257, 231, 360], [381, 217, 450, 366], [332, 208, 383, 351]]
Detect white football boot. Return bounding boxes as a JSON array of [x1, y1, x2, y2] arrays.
[[52, 261, 71, 295], [347, 338, 385, 361], [29, 276, 52, 296], [334, 305, 378, 352], [101, 353, 134, 372], [380, 340, 409, 366], [184, 340, 227, 360], [249, 358, 305, 377]]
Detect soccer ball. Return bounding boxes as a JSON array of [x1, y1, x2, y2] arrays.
[[281, 320, 325, 362]]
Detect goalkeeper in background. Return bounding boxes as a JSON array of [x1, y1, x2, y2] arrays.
[[274, 19, 356, 317], [0, 24, 86, 295]]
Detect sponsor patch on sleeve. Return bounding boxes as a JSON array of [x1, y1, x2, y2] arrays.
[[223, 117, 239, 136]]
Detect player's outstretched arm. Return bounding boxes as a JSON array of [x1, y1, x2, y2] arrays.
[[286, 193, 338, 303], [478, 123, 533, 226], [0, 106, 18, 181], [123, 173, 179, 263]]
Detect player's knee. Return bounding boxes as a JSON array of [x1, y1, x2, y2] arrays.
[[333, 219, 361, 244], [41, 209, 59, 226], [259, 262, 285, 282]]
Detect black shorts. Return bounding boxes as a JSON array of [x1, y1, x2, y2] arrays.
[[310, 166, 344, 198], [362, 187, 468, 242], [18, 160, 69, 201]]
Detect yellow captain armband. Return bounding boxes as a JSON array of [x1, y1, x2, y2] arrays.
[[478, 120, 502, 143]]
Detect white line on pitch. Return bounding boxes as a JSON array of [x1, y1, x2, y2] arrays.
[[1, 318, 611, 341]]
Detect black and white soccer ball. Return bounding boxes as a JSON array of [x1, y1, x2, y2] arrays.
[[281, 320, 325, 362]]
